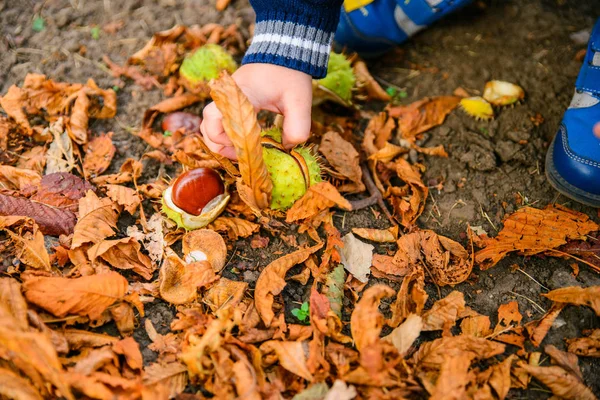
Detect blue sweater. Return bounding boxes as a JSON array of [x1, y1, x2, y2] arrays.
[[242, 0, 344, 79]]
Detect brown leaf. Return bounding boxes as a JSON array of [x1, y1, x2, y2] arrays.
[[143, 362, 188, 399], [0, 165, 42, 191], [0, 367, 44, 400], [353, 60, 391, 102], [62, 329, 119, 350], [209, 216, 260, 240], [319, 131, 364, 193], [113, 337, 143, 370], [362, 112, 396, 157], [0, 278, 29, 330], [382, 313, 422, 356], [545, 344, 584, 382], [475, 205, 599, 270], [6, 228, 51, 270], [351, 285, 395, 352], [543, 286, 600, 316], [460, 315, 492, 337], [255, 243, 323, 327], [203, 278, 248, 314], [352, 226, 398, 243], [286, 182, 352, 223], [29, 172, 94, 212], [412, 335, 505, 369], [430, 352, 471, 400], [23, 272, 128, 319], [389, 268, 428, 327], [0, 307, 74, 400], [232, 359, 261, 400], [388, 158, 428, 227], [159, 251, 218, 304], [387, 96, 460, 140], [260, 340, 313, 381], [567, 329, 600, 357], [16, 146, 47, 174], [209, 72, 272, 209], [103, 56, 160, 91], [71, 190, 119, 248], [88, 237, 154, 279], [518, 362, 596, 400], [368, 142, 408, 163], [91, 158, 143, 186], [525, 303, 565, 347], [83, 133, 116, 178], [110, 302, 136, 335], [421, 291, 466, 335], [0, 194, 76, 236], [69, 89, 91, 144], [104, 184, 141, 215], [495, 301, 522, 332]]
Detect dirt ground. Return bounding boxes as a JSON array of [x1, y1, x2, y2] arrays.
[[2, 0, 600, 398]]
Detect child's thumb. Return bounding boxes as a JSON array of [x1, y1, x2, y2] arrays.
[[281, 101, 311, 149]]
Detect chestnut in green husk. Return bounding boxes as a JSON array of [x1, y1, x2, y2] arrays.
[[179, 44, 237, 92], [162, 168, 230, 230]]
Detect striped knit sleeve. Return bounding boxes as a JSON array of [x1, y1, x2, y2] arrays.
[[242, 0, 344, 79]]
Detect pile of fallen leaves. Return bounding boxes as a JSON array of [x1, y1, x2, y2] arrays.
[[1, 22, 600, 400]]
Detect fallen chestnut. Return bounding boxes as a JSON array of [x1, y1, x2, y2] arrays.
[[162, 168, 230, 230], [162, 112, 202, 134]]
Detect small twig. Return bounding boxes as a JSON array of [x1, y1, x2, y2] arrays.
[[509, 290, 546, 313], [515, 268, 550, 291], [348, 164, 396, 226]]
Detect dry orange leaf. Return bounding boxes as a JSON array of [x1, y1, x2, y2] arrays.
[[210, 73, 272, 209], [0, 308, 74, 400], [429, 352, 471, 400], [362, 112, 396, 157], [16, 146, 46, 175], [0, 367, 44, 400], [6, 228, 51, 270], [389, 268, 428, 328], [412, 335, 505, 369], [113, 337, 143, 370], [460, 315, 492, 337], [525, 303, 565, 347], [0, 278, 29, 330], [319, 131, 364, 193], [143, 362, 188, 399], [159, 251, 218, 304], [368, 142, 408, 163], [286, 182, 352, 223], [518, 362, 596, 400], [69, 89, 91, 144], [260, 340, 313, 381], [83, 133, 116, 179], [22, 271, 127, 319], [421, 291, 466, 336], [62, 329, 119, 350], [0, 165, 41, 191], [88, 237, 154, 280], [209, 216, 259, 240], [353, 60, 391, 102], [203, 278, 248, 314], [110, 302, 136, 336], [567, 329, 600, 357], [255, 243, 323, 327], [104, 184, 141, 215], [352, 226, 398, 243], [388, 158, 428, 227], [91, 158, 143, 186], [232, 359, 261, 400], [71, 190, 119, 249], [543, 286, 600, 316], [387, 96, 460, 141], [350, 284, 395, 352], [475, 205, 599, 270]]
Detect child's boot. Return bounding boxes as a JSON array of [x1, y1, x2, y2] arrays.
[[334, 0, 473, 56], [545, 18, 600, 207]]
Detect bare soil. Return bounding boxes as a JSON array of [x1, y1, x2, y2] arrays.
[[2, 0, 600, 398]]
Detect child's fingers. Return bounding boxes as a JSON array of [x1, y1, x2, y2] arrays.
[[594, 122, 600, 139], [201, 129, 238, 160], [201, 102, 233, 146], [281, 95, 312, 149]]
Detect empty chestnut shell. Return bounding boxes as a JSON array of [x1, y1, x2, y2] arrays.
[[162, 112, 202, 133], [171, 168, 225, 216]]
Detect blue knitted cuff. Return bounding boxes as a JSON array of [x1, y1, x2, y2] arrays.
[[242, 9, 340, 79]]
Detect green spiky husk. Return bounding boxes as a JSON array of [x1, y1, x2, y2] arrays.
[[318, 53, 356, 102], [262, 128, 322, 211], [179, 44, 237, 85]]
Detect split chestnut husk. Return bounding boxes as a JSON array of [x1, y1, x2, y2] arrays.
[[162, 167, 230, 230]]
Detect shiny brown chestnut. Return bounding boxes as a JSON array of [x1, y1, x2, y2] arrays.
[[162, 112, 202, 133], [171, 168, 225, 216]]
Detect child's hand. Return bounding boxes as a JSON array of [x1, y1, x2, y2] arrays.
[[201, 63, 313, 159], [595, 122, 600, 139]]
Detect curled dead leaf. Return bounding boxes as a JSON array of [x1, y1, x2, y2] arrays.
[[83, 133, 116, 178], [286, 182, 352, 223], [159, 250, 218, 304]]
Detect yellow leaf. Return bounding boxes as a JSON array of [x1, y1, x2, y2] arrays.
[[209, 72, 272, 209]]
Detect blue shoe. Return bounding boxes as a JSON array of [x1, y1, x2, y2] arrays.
[[334, 0, 473, 57], [546, 19, 600, 208]]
